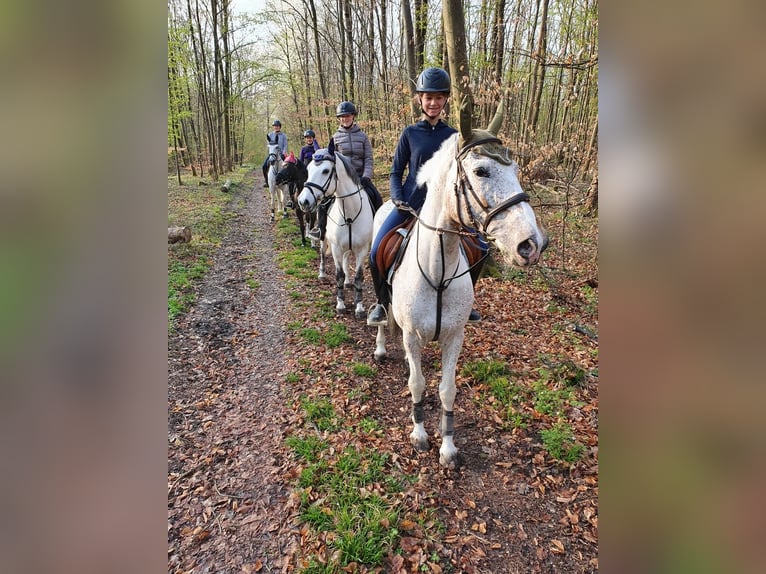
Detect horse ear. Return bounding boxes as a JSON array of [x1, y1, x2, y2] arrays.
[[328, 137, 335, 156], [487, 98, 505, 136]]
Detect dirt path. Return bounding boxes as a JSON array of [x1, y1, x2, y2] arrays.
[[168, 173, 598, 573], [168, 179, 297, 572]]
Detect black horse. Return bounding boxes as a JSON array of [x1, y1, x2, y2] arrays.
[[275, 160, 316, 246]]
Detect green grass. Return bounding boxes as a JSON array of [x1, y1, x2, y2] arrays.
[[285, 434, 328, 462], [460, 359, 510, 382], [297, 446, 401, 569], [324, 323, 351, 347], [352, 363, 378, 379], [462, 359, 527, 427], [299, 395, 340, 432], [277, 246, 317, 281], [168, 255, 211, 326], [358, 417, 380, 433], [295, 323, 351, 348], [540, 421, 585, 463]]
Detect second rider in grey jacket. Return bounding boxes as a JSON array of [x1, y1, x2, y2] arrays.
[[308, 101, 382, 241]]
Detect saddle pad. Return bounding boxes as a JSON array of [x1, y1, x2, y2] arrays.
[[375, 220, 414, 277], [376, 219, 485, 281]]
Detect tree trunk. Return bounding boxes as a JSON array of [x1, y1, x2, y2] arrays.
[[220, 0, 233, 172], [306, 0, 330, 125], [442, 0, 474, 139], [584, 173, 597, 215], [402, 0, 418, 120], [168, 226, 192, 244], [491, 0, 507, 83], [526, 0, 550, 144], [342, 0, 355, 101], [413, 0, 427, 72]]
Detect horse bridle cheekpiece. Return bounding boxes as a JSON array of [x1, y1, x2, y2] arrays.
[[303, 150, 337, 204], [454, 137, 530, 236]]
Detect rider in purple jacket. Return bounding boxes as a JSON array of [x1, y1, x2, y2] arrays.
[[367, 67, 487, 326]]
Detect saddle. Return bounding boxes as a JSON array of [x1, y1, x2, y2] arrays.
[[376, 219, 485, 283]]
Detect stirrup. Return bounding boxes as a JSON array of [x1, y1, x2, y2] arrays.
[[366, 304, 388, 326], [468, 309, 482, 323], [307, 228, 322, 240]]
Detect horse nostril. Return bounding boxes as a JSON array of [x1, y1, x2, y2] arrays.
[[517, 238, 534, 261]]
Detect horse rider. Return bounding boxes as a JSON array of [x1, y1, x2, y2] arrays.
[[367, 67, 488, 326], [262, 119, 288, 187], [307, 101, 383, 241], [299, 129, 320, 165]]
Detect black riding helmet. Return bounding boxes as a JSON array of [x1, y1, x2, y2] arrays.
[[336, 101, 357, 117], [272, 119, 282, 126], [415, 67, 451, 94], [303, 129, 315, 138]]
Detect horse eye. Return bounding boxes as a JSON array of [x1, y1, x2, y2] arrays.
[[474, 166, 490, 178]]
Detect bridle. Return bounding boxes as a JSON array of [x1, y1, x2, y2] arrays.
[[302, 153, 368, 250], [453, 137, 530, 237], [400, 136, 531, 340]]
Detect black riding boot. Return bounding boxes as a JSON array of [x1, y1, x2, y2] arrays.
[[308, 202, 328, 241], [468, 255, 487, 323], [367, 263, 390, 326], [364, 181, 383, 213], [262, 165, 269, 187]]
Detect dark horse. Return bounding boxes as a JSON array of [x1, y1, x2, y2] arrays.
[[275, 159, 316, 246]]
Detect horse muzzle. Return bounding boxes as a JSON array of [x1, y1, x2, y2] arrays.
[[517, 233, 547, 266], [298, 195, 314, 213]]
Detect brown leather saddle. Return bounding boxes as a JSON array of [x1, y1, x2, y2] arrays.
[[376, 218, 485, 282]]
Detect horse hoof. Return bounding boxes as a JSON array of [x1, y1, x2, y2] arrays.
[[373, 350, 387, 362], [318, 272, 329, 280], [410, 436, 429, 452], [439, 452, 461, 470], [355, 309, 366, 320]]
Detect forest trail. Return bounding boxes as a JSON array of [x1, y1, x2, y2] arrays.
[[168, 171, 599, 573]]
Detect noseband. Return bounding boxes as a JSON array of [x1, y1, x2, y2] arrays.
[[302, 156, 336, 206], [454, 137, 530, 236]]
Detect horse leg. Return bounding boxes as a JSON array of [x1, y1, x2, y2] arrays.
[[374, 324, 387, 361], [342, 252, 354, 289], [352, 260, 365, 319], [403, 332, 429, 451], [297, 212, 307, 246], [437, 331, 465, 469], [334, 262, 347, 314], [317, 241, 329, 280]]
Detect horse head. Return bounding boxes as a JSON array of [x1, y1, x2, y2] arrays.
[[297, 148, 336, 213], [266, 143, 281, 166], [421, 100, 548, 268]]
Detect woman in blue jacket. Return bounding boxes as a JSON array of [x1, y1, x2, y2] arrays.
[[367, 67, 486, 326]]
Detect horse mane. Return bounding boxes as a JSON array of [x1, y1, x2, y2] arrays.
[[335, 152, 362, 187], [416, 133, 459, 192]]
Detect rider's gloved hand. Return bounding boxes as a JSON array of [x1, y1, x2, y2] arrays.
[[393, 199, 410, 211], [360, 176, 371, 187]]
